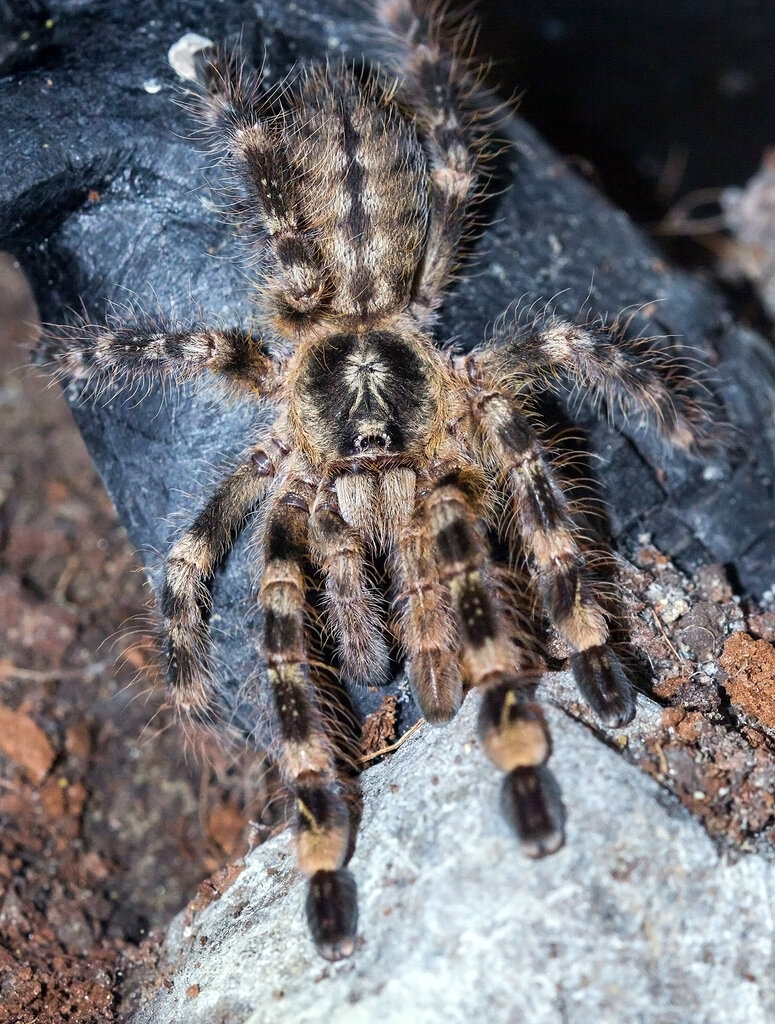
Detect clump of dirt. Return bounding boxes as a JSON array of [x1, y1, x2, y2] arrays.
[[612, 540, 775, 855], [361, 695, 399, 761], [720, 631, 775, 730]]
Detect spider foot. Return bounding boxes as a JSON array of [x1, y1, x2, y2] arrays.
[[410, 649, 463, 724], [306, 869, 358, 961], [570, 645, 636, 728], [501, 766, 564, 858]]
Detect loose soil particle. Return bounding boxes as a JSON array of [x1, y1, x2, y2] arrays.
[[720, 632, 775, 731]]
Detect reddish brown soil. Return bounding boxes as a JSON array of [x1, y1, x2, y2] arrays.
[[0, 254, 267, 1022], [720, 631, 775, 730], [622, 549, 775, 854]]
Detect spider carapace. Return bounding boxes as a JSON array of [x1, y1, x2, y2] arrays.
[[44, 0, 716, 960]]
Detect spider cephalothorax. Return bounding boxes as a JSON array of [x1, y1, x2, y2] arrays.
[[44, 0, 717, 960]]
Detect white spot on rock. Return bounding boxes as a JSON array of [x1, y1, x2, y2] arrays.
[[168, 32, 215, 82]]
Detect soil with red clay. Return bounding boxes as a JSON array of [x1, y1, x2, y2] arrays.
[[614, 551, 775, 855], [0, 254, 277, 1023]]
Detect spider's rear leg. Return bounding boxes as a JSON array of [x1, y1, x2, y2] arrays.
[[476, 391, 636, 728], [258, 485, 357, 960], [308, 487, 391, 686], [424, 475, 563, 856], [195, 48, 328, 333], [376, 0, 487, 322], [161, 442, 282, 712]]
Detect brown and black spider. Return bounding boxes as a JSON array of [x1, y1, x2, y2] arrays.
[[42, 0, 717, 960]]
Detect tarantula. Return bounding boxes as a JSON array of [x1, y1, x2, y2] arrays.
[[44, 0, 715, 960]]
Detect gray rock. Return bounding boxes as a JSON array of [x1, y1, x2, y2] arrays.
[[130, 690, 775, 1024]]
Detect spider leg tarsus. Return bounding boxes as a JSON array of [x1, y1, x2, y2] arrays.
[[410, 649, 463, 724], [570, 645, 636, 728], [306, 868, 358, 962], [501, 766, 564, 859]]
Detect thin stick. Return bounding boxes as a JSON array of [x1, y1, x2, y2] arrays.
[[359, 718, 425, 764]]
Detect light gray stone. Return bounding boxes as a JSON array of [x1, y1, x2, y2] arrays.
[[130, 687, 775, 1024]]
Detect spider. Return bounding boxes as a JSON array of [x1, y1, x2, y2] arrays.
[[43, 0, 716, 961]]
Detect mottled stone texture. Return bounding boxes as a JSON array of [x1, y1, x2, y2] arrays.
[[130, 695, 775, 1024]]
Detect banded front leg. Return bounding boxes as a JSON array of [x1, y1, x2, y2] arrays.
[[476, 391, 636, 728], [42, 315, 276, 399], [424, 476, 562, 856], [258, 487, 356, 960], [479, 315, 718, 456], [161, 443, 280, 712]]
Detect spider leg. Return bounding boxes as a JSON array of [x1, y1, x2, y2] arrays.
[[391, 499, 463, 724], [376, 0, 486, 322], [196, 49, 327, 332], [161, 442, 282, 712], [475, 390, 636, 727], [308, 486, 391, 686], [258, 483, 356, 961], [42, 315, 277, 399], [422, 473, 562, 856], [476, 314, 717, 455]]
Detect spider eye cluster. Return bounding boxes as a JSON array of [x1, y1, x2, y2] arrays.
[[300, 330, 430, 458], [353, 431, 392, 452]]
